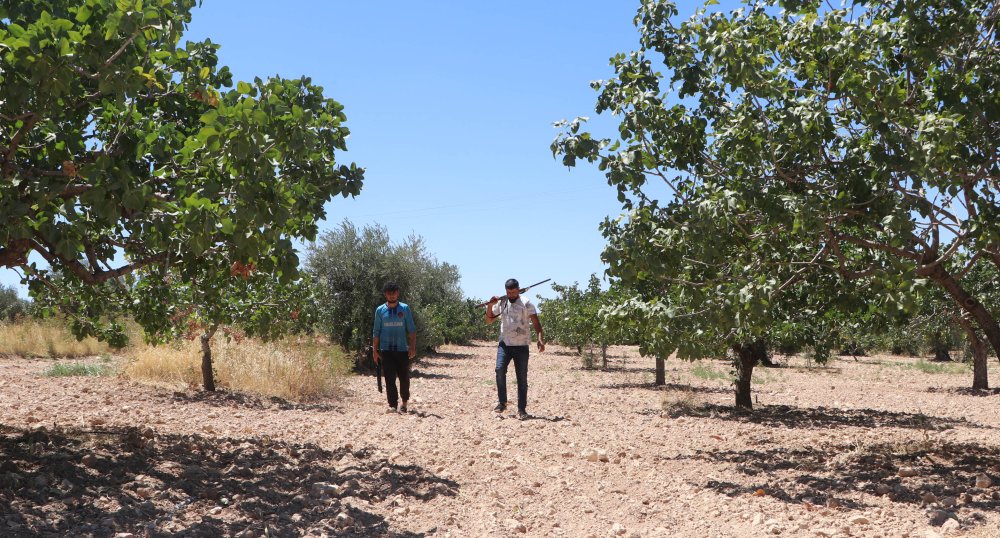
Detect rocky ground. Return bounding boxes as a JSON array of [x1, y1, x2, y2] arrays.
[[1, 342, 999, 537]]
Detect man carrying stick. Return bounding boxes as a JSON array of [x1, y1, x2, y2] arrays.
[[485, 278, 545, 420]]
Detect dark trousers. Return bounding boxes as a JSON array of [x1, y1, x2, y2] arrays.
[[381, 350, 410, 408], [495, 342, 529, 412]]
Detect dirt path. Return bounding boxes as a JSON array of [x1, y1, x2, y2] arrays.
[[2, 343, 999, 537]]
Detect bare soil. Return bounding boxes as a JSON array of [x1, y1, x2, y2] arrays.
[[2, 343, 1000, 537]]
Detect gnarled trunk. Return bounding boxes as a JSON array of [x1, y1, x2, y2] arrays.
[[200, 324, 219, 392], [957, 317, 989, 390], [733, 342, 757, 409], [925, 263, 1000, 364]]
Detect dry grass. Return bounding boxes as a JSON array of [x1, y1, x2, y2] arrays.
[[0, 319, 111, 358], [122, 334, 351, 402], [661, 387, 704, 416]]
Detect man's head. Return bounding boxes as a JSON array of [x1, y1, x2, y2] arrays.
[[504, 278, 520, 301], [383, 281, 400, 304]]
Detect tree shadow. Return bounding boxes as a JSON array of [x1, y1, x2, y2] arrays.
[[670, 441, 1000, 521], [600, 381, 732, 395], [927, 386, 1000, 397], [426, 351, 474, 360], [0, 424, 456, 537], [408, 370, 453, 380], [168, 390, 343, 413], [688, 404, 988, 431], [411, 360, 457, 369]]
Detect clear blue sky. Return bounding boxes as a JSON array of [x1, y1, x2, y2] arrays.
[[2, 1, 693, 303]]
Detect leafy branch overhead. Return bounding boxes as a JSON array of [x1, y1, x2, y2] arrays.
[[0, 0, 364, 341]]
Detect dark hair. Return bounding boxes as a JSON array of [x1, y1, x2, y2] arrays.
[[383, 281, 400, 293], [504, 278, 519, 290]]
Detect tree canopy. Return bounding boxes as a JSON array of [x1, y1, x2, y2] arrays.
[[554, 0, 1000, 405], [306, 221, 478, 357], [1, 0, 363, 342]]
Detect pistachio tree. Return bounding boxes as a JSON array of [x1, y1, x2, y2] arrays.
[[1, 1, 363, 355], [554, 0, 1000, 406]]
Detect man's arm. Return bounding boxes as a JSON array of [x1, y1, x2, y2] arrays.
[[530, 314, 545, 353], [407, 332, 417, 359], [485, 297, 500, 324]]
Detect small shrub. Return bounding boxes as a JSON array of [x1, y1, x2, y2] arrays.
[[43, 362, 114, 377], [904, 359, 968, 375], [661, 388, 702, 416]]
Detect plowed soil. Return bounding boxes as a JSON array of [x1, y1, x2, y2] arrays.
[[2, 343, 999, 537]]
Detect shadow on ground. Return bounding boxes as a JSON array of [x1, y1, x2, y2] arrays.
[[409, 370, 453, 380], [683, 404, 987, 431], [0, 424, 457, 537], [669, 440, 1000, 525], [426, 351, 474, 360], [169, 390, 343, 413], [607, 381, 734, 395]]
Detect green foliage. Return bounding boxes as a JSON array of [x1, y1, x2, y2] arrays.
[[554, 0, 1000, 369], [43, 360, 114, 377], [901, 359, 969, 375], [690, 363, 730, 382], [1, 1, 364, 345], [0, 284, 29, 322], [306, 221, 475, 356], [538, 275, 639, 366], [421, 299, 493, 349]]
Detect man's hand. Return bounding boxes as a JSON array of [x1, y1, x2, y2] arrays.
[[537, 341, 545, 353], [488, 296, 500, 305], [408, 349, 416, 360], [373, 350, 381, 364]]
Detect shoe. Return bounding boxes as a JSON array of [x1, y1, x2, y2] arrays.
[[517, 410, 529, 420], [493, 402, 506, 413], [386, 406, 398, 414], [400, 403, 408, 413]]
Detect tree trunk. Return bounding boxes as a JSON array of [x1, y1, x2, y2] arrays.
[[957, 316, 989, 390], [930, 331, 952, 362], [200, 325, 218, 392], [925, 264, 1000, 363], [655, 355, 665, 386], [732, 341, 762, 410], [601, 344, 608, 369]]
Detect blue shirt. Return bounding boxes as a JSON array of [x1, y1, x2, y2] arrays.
[[372, 302, 416, 351]]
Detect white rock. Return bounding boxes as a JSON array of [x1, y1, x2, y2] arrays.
[[940, 518, 961, 534], [610, 522, 627, 535], [488, 449, 502, 458], [849, 516, 869, 525], [975, 474, 992, 488], [582, 448, 609, 462]]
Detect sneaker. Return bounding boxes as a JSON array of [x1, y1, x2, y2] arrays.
[[493, 402, 506, 413], [400, 403, 408, 413], [386, 406, 398, 414], [517, 410, 529, 421]]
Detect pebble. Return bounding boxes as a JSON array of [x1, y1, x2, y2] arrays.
[[488, 449, 502, 458], [974, 474, 992, 488], [581, 448, 609, 462], [848, 516, 869, 525], [610, 522, 626, 535], [897, 466, 918, 477]]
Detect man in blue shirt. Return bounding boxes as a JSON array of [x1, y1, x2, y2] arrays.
[[372, 281, 417, 413]]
